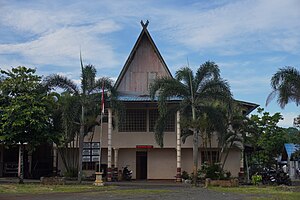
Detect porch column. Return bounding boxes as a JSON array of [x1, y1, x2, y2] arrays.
[[114, 148, 119, 170], [176, 111, 181, 182], [239, 148, 244, 178], [114, 148, 119, 180], [53, 143, 57, 176], [107, 108, 112, 181]]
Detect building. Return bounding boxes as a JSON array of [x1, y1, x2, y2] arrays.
[[57, 21, 258, 181], [280, 143, 300, 180]]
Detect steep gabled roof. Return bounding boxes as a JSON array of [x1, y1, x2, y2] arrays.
[[114, 21, 172, 89]]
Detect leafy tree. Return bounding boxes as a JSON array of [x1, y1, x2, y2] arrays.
[[150, 61, 232, 185], [0, 66, 54, 183], [266, 66, 300, 162], [246, 108, 289, 168], [266, 66, 300, 108], [294, 115, 300, 129], [44, 58, 119, 182]]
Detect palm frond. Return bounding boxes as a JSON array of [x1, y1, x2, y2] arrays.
[[44, 74, 79, 94], [195, 61, 220, 89], [181, 128, 193, 144], [175, 67, 194, 93], [81, 65, 97, 94], [153, 106, 177, 147], [89, 77, 113, 94], [268, 66, 300, 108], [196, 79, 232, 106], [149, 77, 188, 100]]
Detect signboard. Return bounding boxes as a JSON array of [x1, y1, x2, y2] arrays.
[[136, 145, 153, 149], [83, 142, 101, 163], [82, 156, 91, 162], [92, 149, 100, 155], [92, 156, 99, 162], [82, 149, 91, 156]]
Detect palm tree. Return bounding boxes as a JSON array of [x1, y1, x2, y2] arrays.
[[50, 92, 81, 177], [266, 66, 300, 108], [150, 61, 233, 184], [218, 105, 246, 170], [45, 57, 115, 183]]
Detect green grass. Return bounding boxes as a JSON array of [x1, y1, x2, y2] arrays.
[[209, 185, 300, 200], [0, 183, 113, 194], [0, 184, 171, 196]]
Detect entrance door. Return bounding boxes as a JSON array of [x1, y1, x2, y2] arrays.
[[136, 151, 147, 180]]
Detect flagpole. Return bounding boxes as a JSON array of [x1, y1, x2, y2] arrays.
[[99, 111, 103, 172], [99, 82, 104, 173], [94, 82, 104, 186]]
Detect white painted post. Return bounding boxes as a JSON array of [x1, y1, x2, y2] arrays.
[[176, 111, 181, 182], [114, 148, 119, 181], [53, 143, 57, 176], [107, 108, 112, 181]]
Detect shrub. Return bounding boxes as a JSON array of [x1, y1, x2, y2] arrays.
[[198, 162, 231, 180], [251, 173, 262, 185], [181, 171, 190, 180], [64, 167, 78, 178]]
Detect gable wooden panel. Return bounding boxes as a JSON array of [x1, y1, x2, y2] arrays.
[[117, 34, 171, 95]]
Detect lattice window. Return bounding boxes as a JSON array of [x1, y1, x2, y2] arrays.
[[119, 109, 147, 132], [201, 151, 219, 164], [82, 162, 96, 170], [149, 109, 175, 132]]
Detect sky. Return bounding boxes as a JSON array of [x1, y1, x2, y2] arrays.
[[0, 0, 299, 127]]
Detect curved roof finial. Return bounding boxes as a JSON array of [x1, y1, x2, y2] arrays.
[[140, 20, 149, 29]]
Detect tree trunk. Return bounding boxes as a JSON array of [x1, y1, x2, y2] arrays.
[[192, 129, 199, 185], [78, 105, 85, 183], [18, 144, 24, 184], [209, 133, 213, 164], [221, 135, 237, 170]]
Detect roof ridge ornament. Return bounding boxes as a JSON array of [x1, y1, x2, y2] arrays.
[[140, 20, 149, 29]]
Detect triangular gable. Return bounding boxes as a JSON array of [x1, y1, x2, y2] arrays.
[[115, 21, 172, 95]]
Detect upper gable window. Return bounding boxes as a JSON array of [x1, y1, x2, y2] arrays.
[[147, 72, 157, 90]]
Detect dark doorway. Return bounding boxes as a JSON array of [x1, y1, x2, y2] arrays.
[[136, 151, 147, 180]]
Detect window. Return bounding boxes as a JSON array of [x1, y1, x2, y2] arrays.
[[149, 109, 175, 132], [201, 151, 219, 164], [147, 72, 157, 90], [83, 162, 97, 170], [119, 109, 147, 132]]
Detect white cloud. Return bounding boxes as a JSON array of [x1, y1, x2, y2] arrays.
[[0, 20, 122, 71], [278, 112, 298, 128], [151, 0, 300, 54]]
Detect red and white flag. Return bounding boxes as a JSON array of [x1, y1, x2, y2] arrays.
[[101, 82, 105, 114]]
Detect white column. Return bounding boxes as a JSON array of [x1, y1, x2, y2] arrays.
[[239, 148, 245, 179], [114, 148, 119, 169], [53, 143, 57, 175], [176, 111, 181, 182], [18, 144, 24, 183], [107, 108, 112, 181]]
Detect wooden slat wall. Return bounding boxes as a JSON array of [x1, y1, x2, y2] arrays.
[[117, 35, 171, 95]]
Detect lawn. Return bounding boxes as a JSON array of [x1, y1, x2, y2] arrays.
[[0, 184, 112, 194], [0, 183, 170, 196], [209, 185, 300, 200]]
